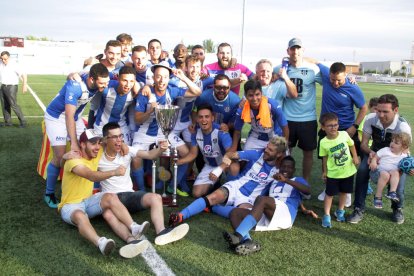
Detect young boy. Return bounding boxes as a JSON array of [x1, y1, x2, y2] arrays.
[[223, 156, 310, 255], [358, 97, 379, 194], [369, 132, 410, 208], [319, 113, 359, 228]]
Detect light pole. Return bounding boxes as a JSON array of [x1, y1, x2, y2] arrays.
[[240, 0, 246, 64]]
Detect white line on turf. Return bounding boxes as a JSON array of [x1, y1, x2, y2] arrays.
[[26, 83, 46, 112], [140, 236, 175, 276], [25, 80, 174, 274]]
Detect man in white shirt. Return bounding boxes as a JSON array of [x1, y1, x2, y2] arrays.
[[99, 122, 190, 245], [0, 51, 27, 127]]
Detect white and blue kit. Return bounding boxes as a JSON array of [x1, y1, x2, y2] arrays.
[[192, 127, 232, 186], [223, 150, 279, 207], [274, 61, 322, 122], [172, 77, 214, 142], [255, 176, 308, 231], [234, 98, 288, 150], [132, 85, 186, 150], [93, 80, 135, 145], [45, 75, 102, 146], [194, 88, 240, 125]]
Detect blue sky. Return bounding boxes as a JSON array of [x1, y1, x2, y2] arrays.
[[1, 0, 414, 62]]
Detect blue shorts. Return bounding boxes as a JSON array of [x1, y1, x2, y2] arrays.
[[60, 192, 105, 226]]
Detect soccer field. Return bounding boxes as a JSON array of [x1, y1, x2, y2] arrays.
[[0, 76, 413, 275]]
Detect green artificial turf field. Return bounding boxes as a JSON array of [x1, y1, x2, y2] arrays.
[[0, 76, 413, 275]]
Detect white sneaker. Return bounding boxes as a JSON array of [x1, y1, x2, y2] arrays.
[[98, 237, 115, 256], [154, 223, 190, 246], [119, 239, 150, 258], [345, 193, 352, 208], [131, 221, 150, 239], [318, 190, 326, 201]]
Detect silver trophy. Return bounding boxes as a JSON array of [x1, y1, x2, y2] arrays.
[[152, 104, 180, 206]]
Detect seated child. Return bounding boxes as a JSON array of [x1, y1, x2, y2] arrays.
[[369, 132, 411, 208]]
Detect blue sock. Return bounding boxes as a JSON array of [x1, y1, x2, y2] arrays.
[[131, 168, 145, 191], [211, 205, 235, 218], [169, 163, 190, 192], [45, 163, 60, 194], [235, 214, 258, 238], [181, 198, 207, 220], [242, 233, 251, 241]]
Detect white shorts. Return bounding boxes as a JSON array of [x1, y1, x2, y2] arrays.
[[44, 112, 86, 146], [223, 180, 254, 207], [173, 120, 192, 143], [244, 137, 268, 151], [194, 164, 216, 186], [132, 132, 185, 151], [254, 199, 293, 231]]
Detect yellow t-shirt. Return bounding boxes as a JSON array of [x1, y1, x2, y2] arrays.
[[58, 150, 102, 211], [319, 131, 357, 179], [358, 115, 373, 147]]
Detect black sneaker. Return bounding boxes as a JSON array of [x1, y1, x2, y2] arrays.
[[347, 208, 364, 224], [223, 232, 242, 249], [119, 239, 150, 259], [392, 208, 404, 224], [155, 223, 189, 245], [235, 239, 261, 256]]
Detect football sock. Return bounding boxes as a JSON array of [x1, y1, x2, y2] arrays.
[[235, 214, 258, 239], [45, 163, 60, 194], [211, 205, 234, 218], [181, 197, 208, 220], [131, 168, 145, 191]]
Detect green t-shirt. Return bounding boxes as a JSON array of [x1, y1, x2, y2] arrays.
[[319, 131, 357, 179]]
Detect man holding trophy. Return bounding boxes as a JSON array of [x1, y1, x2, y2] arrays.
[[131, 61, 202, 200]]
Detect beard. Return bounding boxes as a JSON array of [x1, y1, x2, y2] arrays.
[[218, 58, 231, 69]]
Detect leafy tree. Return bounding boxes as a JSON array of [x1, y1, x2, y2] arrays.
[[203, 39, 215, 53]]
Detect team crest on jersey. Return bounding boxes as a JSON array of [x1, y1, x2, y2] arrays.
[[204, 145, 212, 153], [301, 69, 308, 76], [224, 106, 230, 112]]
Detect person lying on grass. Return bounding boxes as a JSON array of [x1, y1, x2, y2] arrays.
[[223, 155, 311, 256]]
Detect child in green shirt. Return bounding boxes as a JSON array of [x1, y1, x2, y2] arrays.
[[319, 113, 360, 228]]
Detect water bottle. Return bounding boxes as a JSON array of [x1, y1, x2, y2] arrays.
[[282, 57, 289, 71]]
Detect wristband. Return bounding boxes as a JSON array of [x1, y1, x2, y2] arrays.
[[353, 123, 359, 129], [211, 167, 223, 178]]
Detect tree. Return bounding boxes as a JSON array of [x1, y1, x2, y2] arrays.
[[203, 39, 215, 53], [25, 35, 50, 41]]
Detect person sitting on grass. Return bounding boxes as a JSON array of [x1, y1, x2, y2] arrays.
[[369, 132, 411, 208], [58, 129, 149, 258], [168, 136, 288, 227], [319, 113, 359, 228], [98, 122, 190, 245], [223, 156, 310, 256], [176, 103, 235, 198]]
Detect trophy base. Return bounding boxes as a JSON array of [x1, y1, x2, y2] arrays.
[[162, 195, 178, 207]]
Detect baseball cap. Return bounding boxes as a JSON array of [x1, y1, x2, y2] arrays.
[[151, 61, 173, 75], [79, 129, 102, 144], [288, 38, 302, 48]]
